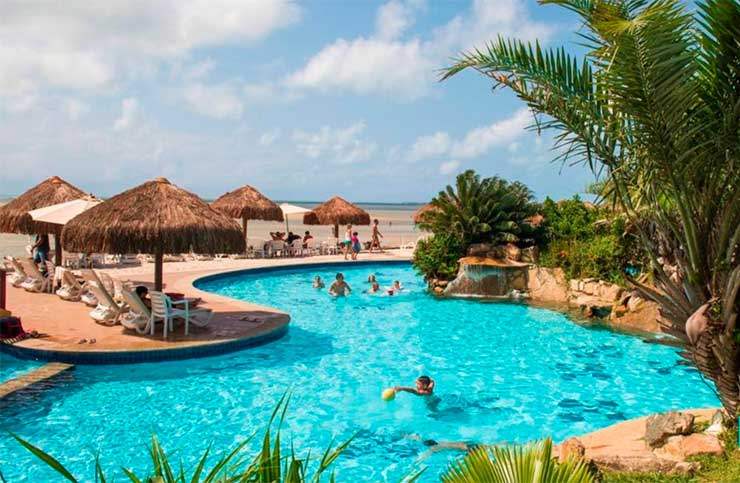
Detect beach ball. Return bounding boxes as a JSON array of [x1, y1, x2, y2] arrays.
[[382, 388, 396, 401]]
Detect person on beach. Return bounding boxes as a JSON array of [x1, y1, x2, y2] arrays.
[[32, 233, 50, 266], [395, 375, 435, 397], [351, 231, 361, 260], [368, 281, 380, 293], [303, 231, 313, 248], [329, 273, 351, 297], [343, 225, 353, 260], [370, 219, 384, 253], [313, 276, 325, 289]]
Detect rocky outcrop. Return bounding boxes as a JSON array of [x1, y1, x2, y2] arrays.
[[564, 408, 724, 475], [609, 294, 662, 333], [444, 257, 528, 298], [526, 266, 568, 303], [645, 412, 695, 448]]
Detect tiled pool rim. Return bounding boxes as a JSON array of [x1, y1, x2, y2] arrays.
[[0, 260, 411, 365]]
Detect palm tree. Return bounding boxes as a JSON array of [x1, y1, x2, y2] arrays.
[[441, 438, 595, 483], [419, 170, 538, 247], [442, 0, 740, 416]]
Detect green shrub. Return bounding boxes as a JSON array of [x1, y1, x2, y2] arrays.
[[413, 234, 463, 281]]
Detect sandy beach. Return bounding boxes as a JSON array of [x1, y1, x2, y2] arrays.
[[0, 202, 425, 259]]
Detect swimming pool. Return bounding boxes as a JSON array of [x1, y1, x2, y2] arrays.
[[0, 354, 43, 383], [0, 262, 718, 482]]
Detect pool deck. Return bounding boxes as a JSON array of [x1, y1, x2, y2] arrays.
[[1, 250, 412, 363]]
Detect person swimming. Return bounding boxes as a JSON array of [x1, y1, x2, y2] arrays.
[[329, 273, 351, 297], [367, 281, 380, 293], [313, 275, 325, 289], [367, 273, 376, 283], [394, 375, 434, 396]]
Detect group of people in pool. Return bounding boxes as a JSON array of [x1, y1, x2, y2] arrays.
[[313, 272, 405, 297]]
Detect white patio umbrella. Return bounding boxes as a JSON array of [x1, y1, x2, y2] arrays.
[[29, 197, 102, 225], [279, 203, 311, 232]]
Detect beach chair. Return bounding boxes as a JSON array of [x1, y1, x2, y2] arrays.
[[120, 287, 152, 334], [5, 256, 28, 287], [19, 259, 51, 293], [79, 269, 113, 307], [56, 270, 84, 301], [304, 238, 319, 256], [289, 239, 304, 257], [267, 240, 286, 258], [150, 291, 213, 337], [88, 281, 123, 325]]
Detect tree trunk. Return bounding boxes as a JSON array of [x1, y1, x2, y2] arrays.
[[242, 216, 249, 254], [154, 246, 164, 292], [54, 229, 62, 267], [692, 316, 740, 417]]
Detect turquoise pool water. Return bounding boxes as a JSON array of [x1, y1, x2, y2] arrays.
[[0, 355, 43, 383], [0, 262, 718, 482]]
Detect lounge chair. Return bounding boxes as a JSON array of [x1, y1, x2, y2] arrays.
[[5, 256, 28, 287], [79, 269, 114, 306], [19, 259, 51, 293], [56, 270, 84, 302], [120, 287, 152, 334], [88, 281, 123, 325], [150, 291, 213, 337]]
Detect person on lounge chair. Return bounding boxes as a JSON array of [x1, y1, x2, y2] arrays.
[[135, 286, 151, 309]]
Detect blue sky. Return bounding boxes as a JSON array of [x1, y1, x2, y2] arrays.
[[0, 0, 597, 202]]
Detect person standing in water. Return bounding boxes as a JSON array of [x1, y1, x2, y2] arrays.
[[329, 273, 351, 297]]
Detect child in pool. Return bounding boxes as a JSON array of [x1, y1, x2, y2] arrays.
[[313, 276, 325, 288], [367, 273, 376, 283], [367, 281, 380, 293], [395, 375, 435, 396], [329, 273, 351, 297]]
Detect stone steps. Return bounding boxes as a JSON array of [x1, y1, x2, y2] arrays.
[[0, 362, 74, 399]]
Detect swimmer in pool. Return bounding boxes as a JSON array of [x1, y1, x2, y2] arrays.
[[367, 281, 380, 293], [395, 375, 434, 396], [392, 280, 403, 291], [313, 275, 325, 289], [329, 273, 351, 297], [367, 273, 377, 283]]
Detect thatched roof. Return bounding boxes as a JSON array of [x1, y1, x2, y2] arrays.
[[303, 196, 371, 226], [413, 203, 440, 224], [211, 185, 283, 222], [0, 176, 87, 233], [62, 177, 245, 254]]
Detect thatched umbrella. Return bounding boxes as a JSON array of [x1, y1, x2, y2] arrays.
[[62, 177, 244, 291], [211, 185, 283, 251], [0, 176, 87, 265], [412, 203, 441, 225], [303, 196, 371, 238]]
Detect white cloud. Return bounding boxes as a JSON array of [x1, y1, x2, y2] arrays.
[[243, 82, 303, 104], [258, 128, 281, 146], [286, 37, 434, 99], [0, 0, 301, 97], [64, 98, 89, 120], [439, 160, 460, 175], [286, 0, 551, 100], [179, 83, 244, 120], [407, 131, 450, 161], [113, 97, 138, 131], [451, 108, 531, 158], [293, 122, 377, 164], [376, 0, 419, 40]]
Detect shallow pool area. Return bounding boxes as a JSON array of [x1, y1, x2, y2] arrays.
[[0, 262, 719, 482], [0, 354, 43, 383]]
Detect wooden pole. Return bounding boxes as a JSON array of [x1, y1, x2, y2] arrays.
[[242, 215, 249, 254], [333, 223, 339, 239], [54, 229, 63, 267], [154, 245, 164, 292]]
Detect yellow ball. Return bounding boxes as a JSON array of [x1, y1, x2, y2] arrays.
[[382, 388, 396, 401]]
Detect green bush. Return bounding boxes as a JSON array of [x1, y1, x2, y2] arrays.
[[538, 196, 641, 285], [413, 234, 464, 281]]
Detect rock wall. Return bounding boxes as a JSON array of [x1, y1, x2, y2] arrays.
[[526, 266, 568, 303], [444, 257, 528, 297]]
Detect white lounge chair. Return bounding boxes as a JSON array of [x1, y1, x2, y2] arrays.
[[150, 291, 213, 337], [120, 287, 152, 334], [88, 282, 123, 325], [19, 259, 51, 293], [289, 239, 304, 257], [267, 240, 286, 258], [5, 256, 28, 287], [79, 269, 114, 306], [56, 270, 83, 302]]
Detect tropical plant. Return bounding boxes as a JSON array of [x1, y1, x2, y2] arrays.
[[6, 394, 371, 483], [413, 170, 539, 281], [442, 0, 740, 416], [413, 233, 465, 280], [441, 438, 595, 483]]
